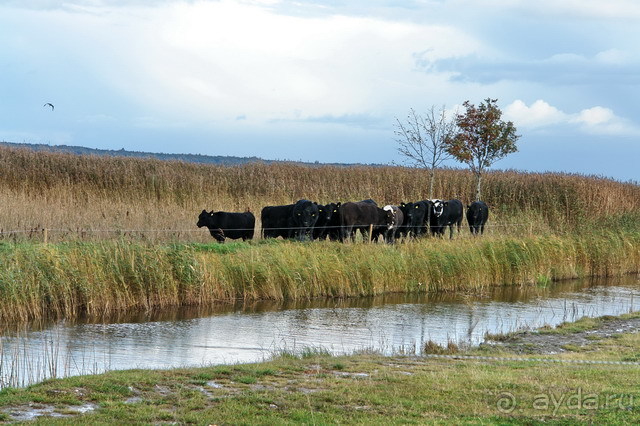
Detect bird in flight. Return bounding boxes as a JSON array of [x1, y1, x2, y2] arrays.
[[43, 103, 54, 111]]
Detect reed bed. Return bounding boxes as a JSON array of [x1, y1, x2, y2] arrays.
[[0, 230, 638, 323], [0, 146, 639, 323], [1, 146, 639, 242]]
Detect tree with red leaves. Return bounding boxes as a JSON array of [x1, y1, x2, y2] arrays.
[[446, 98, 520, 201]]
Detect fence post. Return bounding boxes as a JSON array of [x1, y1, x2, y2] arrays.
[[43, 228, 48, 245], [368, 224, 373, 243]]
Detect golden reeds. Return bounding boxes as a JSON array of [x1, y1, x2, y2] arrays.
[[0, 146, 638, 242]]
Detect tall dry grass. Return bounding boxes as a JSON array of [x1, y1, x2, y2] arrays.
[[0, 146, 638, 242]]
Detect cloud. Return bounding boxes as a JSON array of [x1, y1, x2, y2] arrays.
[[422, 50, 640, 86], [271, 113, 384, 129], [503, 100, 567, 128], [1, 1, 481, 127], [505, 100, 640, 136]]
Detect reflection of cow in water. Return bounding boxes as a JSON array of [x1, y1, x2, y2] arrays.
[[197, 209, 255, 243], [429, 199, 463, 239], [467, 201, 489, 235]]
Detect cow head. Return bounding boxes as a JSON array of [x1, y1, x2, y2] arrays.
[[294, 200, 319, 228], [467, 202, 485, 222], [405, 201, 428, 228], [321, 202, 339, 222], [197, 209, 212, 228], [403, 202, 415, 220], [431, 199, 446, 217], [383, 205, 397, 230]]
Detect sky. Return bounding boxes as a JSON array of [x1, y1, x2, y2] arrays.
[[1, 0, 639, 182]]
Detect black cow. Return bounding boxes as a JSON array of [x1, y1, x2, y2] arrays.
[[291, 199, 319, 241], [429, 199, 464, 239], [396, 202, 412, 240], [261, 204, 295, 239], [405, 200, 432, 238], [467, 201, 489, 235], [339, 201, 387, 242], [313, 202, 341, 240], [197, 209, 255, 243], [325, 200, 374, 241]]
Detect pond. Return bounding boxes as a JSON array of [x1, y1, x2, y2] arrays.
[[1, 275, 638, 388]]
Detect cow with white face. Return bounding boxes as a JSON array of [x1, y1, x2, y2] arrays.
[[431, 199, 445, 218], [429, 198, 464, 239], [380, 205, 404, 243]]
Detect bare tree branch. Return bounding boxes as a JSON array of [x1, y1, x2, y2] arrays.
[[394, 106, 455, 197]]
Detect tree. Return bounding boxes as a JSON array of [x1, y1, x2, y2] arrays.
[[446, 98, 520, 201], [394, 106, 456, 198]]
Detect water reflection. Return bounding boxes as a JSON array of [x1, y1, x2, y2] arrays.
[[0, 275, 638, 387]]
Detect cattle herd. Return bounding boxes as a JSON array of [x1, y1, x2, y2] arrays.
[[197, 198, 489, 243]]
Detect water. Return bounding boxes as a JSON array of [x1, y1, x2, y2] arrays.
[[1, 275, 638, 387]]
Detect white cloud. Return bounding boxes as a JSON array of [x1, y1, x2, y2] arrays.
[[504, 100, 567, 128], [595, 49, 632, 65], [571, 107, 615, 126], [24, 0, 478, 126], [505, 100, 640, 136]]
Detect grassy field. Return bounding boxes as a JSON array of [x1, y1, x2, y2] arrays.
[[0, 312, 638, 423]]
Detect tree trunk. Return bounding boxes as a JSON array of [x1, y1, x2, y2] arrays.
[[475, 172, 482, 201], [429, 169, 435, 199]]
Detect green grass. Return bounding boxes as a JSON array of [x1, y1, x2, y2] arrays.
[[0, 231, 639, 323]]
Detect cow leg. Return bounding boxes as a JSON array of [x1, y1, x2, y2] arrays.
[[211, 228, 225, 243], [341, 226, 351, 242]]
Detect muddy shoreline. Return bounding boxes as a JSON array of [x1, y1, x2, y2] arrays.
[[483, 313, 640, 355]]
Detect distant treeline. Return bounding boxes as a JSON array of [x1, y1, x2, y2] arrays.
[[0, 141, 363, 167]]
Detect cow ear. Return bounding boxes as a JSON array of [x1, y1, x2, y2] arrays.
[[444, 202, 448, 206], [400, 203, 405, 207], [201, 209, 207, 214], [336, 202, 341, 207]]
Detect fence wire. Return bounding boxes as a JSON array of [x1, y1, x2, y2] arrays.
[[0, 222, 534, 236]]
